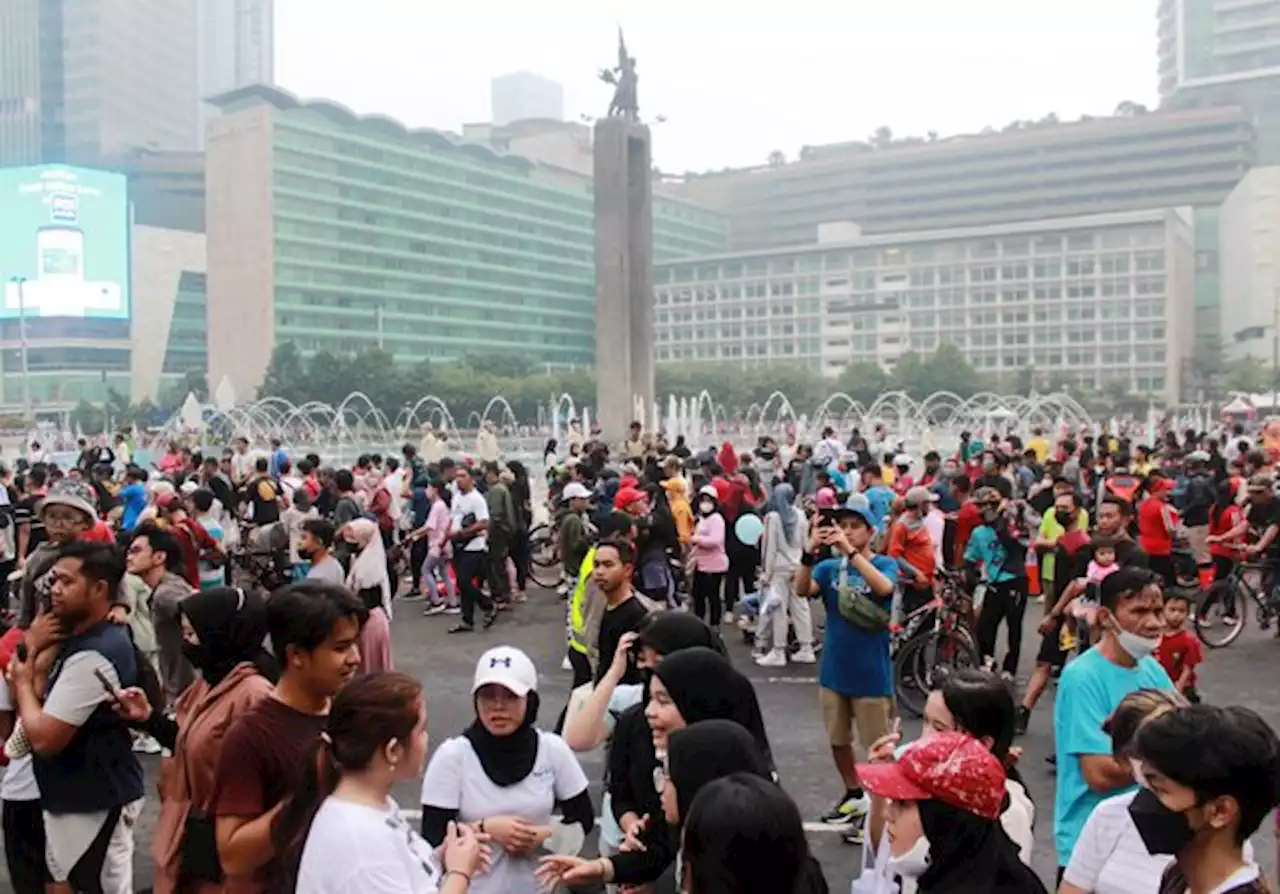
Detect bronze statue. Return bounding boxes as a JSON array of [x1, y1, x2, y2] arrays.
[[600, 29, 639, 121]]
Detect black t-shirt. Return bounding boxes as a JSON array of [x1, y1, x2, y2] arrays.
[[1245, 500, 1280, 555], [594, 595, 649, 685], [245, 476, 281, 525], [15, 494, 45, 558]]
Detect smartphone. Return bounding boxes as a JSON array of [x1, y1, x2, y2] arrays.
[[14, 643, 27, 664], [92, 667, 120, 705], [818, 508, 836, 528]]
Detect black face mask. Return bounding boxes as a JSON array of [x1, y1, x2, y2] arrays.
[[1055, 511, 1074, 526], [1128, 786, 1197, 856], [181, 641, 204, 670], [297, 547, 314, 562]]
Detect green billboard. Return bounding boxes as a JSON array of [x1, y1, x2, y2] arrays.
[[0, 164, 130, 320]]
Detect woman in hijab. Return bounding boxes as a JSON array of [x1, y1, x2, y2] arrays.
[[342, 518, 393, 674], [717, 442, 738, 477], [545, 646, 773, 889], [112, 587, 278, 894], [419, 646, 593, 894], [859, 731, 1047, 894], [758, 481, 813, 667]]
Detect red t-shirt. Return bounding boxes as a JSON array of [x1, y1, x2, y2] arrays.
[[170, 517, 218, 588], [888, 520, 936, 585], [1155, 629, 1203, 687], [1209, 504, 1245, 560], [1138, 498, 1176, 557], [954, 501, 981, 568]]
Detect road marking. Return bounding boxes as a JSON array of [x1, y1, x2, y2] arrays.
[[754, 676, 819, 685], [400, 809, 844, 835]]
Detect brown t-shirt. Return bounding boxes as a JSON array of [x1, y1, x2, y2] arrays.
[[213, 696, 326, 893]]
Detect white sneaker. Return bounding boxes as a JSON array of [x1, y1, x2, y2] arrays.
[[723, 611, 735, 625], [755, 649, 787, 668], [561, 654, 572, 671], [132, 732, 163, 755], [791, 647, 817, 664]]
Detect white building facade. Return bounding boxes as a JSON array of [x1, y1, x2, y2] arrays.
[[654, 209, 1196, 403]]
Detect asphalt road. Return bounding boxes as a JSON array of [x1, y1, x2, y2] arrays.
[[3, 589, 1277, 893]]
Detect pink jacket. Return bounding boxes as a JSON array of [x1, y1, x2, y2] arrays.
[[690, 512, 729, 573], [425, 500, 452, 557]]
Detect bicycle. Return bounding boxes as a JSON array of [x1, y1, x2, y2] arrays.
[[526, 517, 563, 589], [1194, 560, 1280, 648], [892, 570, 982, 716]]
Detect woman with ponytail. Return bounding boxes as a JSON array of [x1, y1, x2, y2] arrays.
[[279, 672, 485, 894]]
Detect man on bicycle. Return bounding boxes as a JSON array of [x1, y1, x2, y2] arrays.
[[1242, 474, 1280, 626]]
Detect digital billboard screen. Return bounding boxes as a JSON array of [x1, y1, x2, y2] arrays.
[[0, 165, 130, 320]]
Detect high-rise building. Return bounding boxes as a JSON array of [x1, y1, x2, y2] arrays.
[[491, 72, 564, 127], [0, 0, 200, 167], [1159, 0, 1280, 160], [1219, 166, 1280, 362], [197, 0, 274, 143], [203, 86, 726, 398], [654, 209, 1195, 403]]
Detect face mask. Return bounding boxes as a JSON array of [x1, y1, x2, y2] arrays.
[[181, 642, 204, 669], [886, 836, 931, 879], [981, 508, 1000, 524], [297, 547, 314, 562], [1055, 510, 1074, 526], [1128, 786, 1197, 856], [1114, 624, 1160, 660], [699, 501, 715, 515]]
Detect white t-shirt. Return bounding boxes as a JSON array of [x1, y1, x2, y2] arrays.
[[296, 796, 442, 894], [1064, 789, 1256, 894], [420, 731, 589, 894], [449, 489, 490, 553], [0, 678, 38, 801]]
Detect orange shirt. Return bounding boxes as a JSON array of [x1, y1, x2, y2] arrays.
[[888, 519, 936, 584]]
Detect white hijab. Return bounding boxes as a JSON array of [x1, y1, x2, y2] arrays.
[[344, 518, 392, 618]]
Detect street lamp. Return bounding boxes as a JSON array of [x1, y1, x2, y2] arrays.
[[6, 277, 30, 421]]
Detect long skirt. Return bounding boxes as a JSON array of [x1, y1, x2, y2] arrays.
[[359, 607, 393, 674]]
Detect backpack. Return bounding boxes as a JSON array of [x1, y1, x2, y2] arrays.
[[1105, 473, 1141, 503]]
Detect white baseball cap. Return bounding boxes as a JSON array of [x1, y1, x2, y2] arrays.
[[562, 482, 592, 501], [473, 646, 538, 698]]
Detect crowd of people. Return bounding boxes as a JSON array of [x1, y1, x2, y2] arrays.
[[0, 416, 1275, 893]]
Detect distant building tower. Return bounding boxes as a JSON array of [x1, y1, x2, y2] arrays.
[[0, 0, 200, 166], [198, 0, 274, 143], [491, 72, 564, 126]]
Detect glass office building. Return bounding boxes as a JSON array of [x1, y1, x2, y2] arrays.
[[655, 209, 1195, 403], [204, 86, 726, 398]]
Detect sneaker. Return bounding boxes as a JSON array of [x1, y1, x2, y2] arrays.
[[841, 824, 865, 846], [423, 603, 449, 617], [131, 732, 163, 755], [400, 590, 426, 603], [482, 609, 499, 629], [1014, 706, 1031, 737], [820, 790, 869, 826], [561, 654, 572, 671], [791, 646, 817, 664], [447, 623, 475, 634], [443, 606, 461, 615], [723, 611, 735, 625], [755, 649, 787, 668]]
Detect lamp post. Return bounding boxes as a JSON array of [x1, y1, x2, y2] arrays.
[[7, 277, 30, 421]]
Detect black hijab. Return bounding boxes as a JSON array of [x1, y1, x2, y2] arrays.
[[464, 690, 542, 788], [637, 613, 726, 658], [179, 586, 277, 687], [652, 648, 773, 766], [915, 800, 1047, 894], [668, 720, 771, 823]]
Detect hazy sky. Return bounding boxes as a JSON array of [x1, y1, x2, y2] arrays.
[[275, 0, 1158, 173]]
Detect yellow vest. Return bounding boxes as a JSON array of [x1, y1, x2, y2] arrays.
[[568, 548, 596, 655]]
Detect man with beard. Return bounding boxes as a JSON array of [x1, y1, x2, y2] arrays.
[[10, 542, 144, 893]]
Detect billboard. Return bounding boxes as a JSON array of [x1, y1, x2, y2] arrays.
[[0, 165, 130, 320]]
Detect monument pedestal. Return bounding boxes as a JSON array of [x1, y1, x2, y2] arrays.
[[594, 116, 654, 442]]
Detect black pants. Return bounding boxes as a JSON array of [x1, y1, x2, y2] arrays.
[[409, 538, 429, 592], [3, 798, 47, 894], [488, 530, 511, 603], [977, 578, 1028, 676], [380, 527, 397, 596], [1149, 554, 1176, 590], [725, 546, 759, 614], [454, 550, 491, 627], [692, 570, 725, 626], [510, 528, 531, 592]]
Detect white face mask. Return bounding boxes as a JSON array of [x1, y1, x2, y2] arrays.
[[886, 836, 931, 879], [1115, 626, 1160, 661], [698, 501, 715, 515]]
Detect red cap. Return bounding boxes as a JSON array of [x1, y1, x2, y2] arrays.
[[1151, 478, 1176, 494], [856, 731, 1006, 820], [614, 486, 647, 510], [155, 492, 179, 510], [619, 474, 640, 489]]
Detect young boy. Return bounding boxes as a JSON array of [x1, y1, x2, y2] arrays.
[[1154, 592, 1204, 703], [212, 582, 366, 892]]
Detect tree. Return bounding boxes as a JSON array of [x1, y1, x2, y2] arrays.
[[1114, 100, 1149, 117], [766, 150, 786, 167], [70, 400, 107, 436], [461, 353, 536, 381], [1224, 356, 1271, 394], [870, 125, 894, 148], [258, 342, 306, 402], [1014, 364, 1035, 395], [835, 361, 890, 405]]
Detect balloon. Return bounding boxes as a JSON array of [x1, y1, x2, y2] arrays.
[[734, 514, 765, 546]]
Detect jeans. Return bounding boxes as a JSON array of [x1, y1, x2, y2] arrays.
[[692, 570, 725, 626], [977, 578, 1029, 676], [423, 552, 457, 605], [454, 549, 491, 627]]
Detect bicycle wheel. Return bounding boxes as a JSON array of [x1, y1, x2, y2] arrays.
[[1194, 580, 1246, 648], [917, 628, 982, 681], [893, 636, 929, 718], [526, 524, 562, 589]]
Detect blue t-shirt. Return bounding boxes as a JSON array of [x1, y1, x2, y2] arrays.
[[1053, 647, 1173, 866], [269, 448, 288, 479], [410, 486, 430, 528], [863, 486, 895, 533], [812, 554, 899, 698], [119, 483, 147, 532], [963, 524, 1023, 583]]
